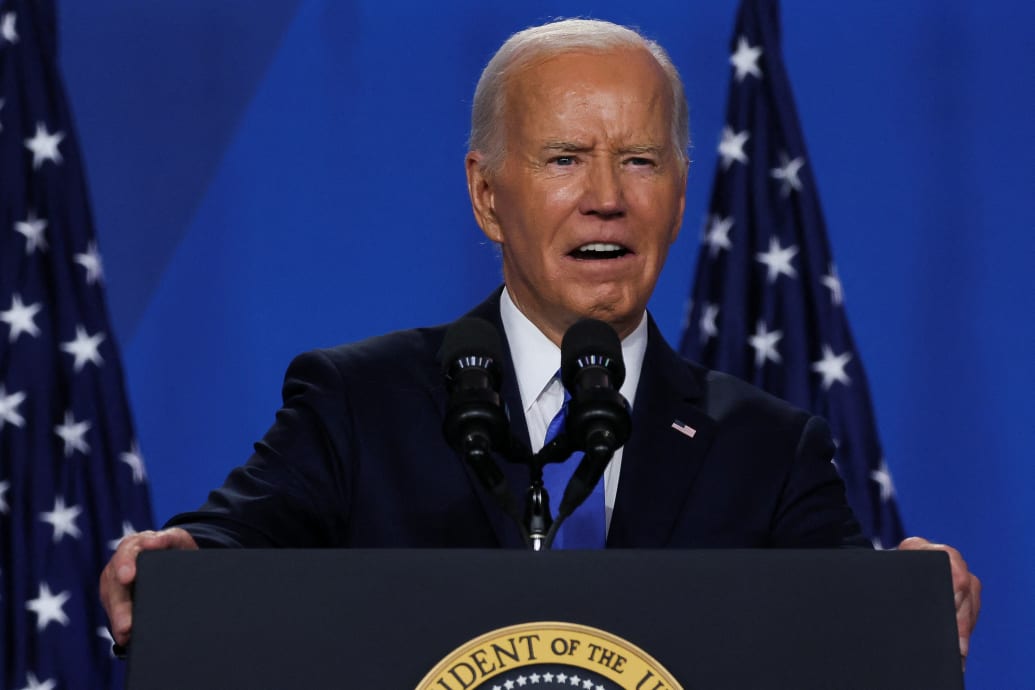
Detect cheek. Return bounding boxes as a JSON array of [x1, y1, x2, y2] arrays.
[[635, 189, 684, 244], [543, 176, 584, 205], [502, 187, 577, 245]]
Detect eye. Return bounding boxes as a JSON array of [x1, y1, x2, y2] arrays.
[[626, 156, 655, 167], [550, 156, 577, 166]]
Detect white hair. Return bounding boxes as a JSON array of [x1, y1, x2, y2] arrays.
[[469, 18, 690, 172]]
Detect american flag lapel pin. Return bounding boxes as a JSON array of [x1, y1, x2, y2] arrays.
[[671, 419, 697, 439]]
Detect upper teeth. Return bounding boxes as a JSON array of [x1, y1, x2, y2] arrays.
[[578, 243, 622, 252]]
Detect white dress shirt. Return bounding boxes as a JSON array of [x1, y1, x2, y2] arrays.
[[499, 287, 648, 533]]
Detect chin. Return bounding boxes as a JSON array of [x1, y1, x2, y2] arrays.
[[569, 298, 637, 330]]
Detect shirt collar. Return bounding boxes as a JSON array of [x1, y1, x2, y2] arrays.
[[499, 287, 649, 412]]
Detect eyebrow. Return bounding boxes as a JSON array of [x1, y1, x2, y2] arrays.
[[540, 141, 666, 156], [618, 144, 665, 156], [541, 141, 593, 153]]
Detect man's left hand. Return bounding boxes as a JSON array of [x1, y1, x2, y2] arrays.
[[898, 536, 981, 669]]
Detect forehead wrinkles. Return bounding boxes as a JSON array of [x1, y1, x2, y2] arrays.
[[503, 50, 674, 151]]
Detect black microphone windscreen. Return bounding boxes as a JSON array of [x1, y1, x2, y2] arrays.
[[560, 318, 625, 390], [439, 317, 504, 376]]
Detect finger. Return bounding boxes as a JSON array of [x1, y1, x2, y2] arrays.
[[99, 528, 198, 646], [113, 529, 199, 582], [899, 537, 960, 563], [958, 576, 981, 632], [957, 595, 973, 644], [109, 531, 148, 584], [100, 550, 138, 646], [955, 576, 983, 661], [101, 532, 150, 610], [897, 536, 931, 550], [943, 548, 970, 593], [971, 574, 982, 625], [899, 539, 972, 600], [106, 582, 135, 647]]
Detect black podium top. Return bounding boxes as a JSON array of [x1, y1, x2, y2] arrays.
[[127, 549, 962, 690]]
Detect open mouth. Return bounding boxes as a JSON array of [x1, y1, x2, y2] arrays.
[[568, 242, 631, 260]]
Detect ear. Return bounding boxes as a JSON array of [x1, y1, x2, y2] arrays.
[[465, 152, 504, 244], [669, 158, 690, 245]]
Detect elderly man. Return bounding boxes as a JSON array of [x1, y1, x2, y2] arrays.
[[101, 18, 979, 663]]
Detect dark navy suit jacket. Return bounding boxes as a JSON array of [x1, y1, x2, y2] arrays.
[[168, 289, 867, 549]]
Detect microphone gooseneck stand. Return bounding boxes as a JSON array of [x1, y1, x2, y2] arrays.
[[454, 418, 622, 551], [523, 431, 576, 550], [525, 470, 550, 551]]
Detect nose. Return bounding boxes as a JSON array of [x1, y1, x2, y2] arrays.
[[579, 161, 625, 218]]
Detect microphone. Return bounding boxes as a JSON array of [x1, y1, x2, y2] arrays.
[[553, 318, 631, 524], [440, 317, 511, 499], [560, 318, 631, 455]]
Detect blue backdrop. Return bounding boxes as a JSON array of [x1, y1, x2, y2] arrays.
[[57, 1, 1033, 686]]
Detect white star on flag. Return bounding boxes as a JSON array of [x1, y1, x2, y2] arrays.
[[755, 236, 799, 283], [24, 122, 65, 170], [74, 241, 105, 284], [730, 36, 763, 82], [703, 214, 734, 257], [529, 674, 540, 683], [54, 410, 92, 457], [870, 459, 896, 502], [748, 320, 783, 367], [821, 263, 844, 305], [543, 673, 554, 682], [699, 303, 719, 343], [0, 480, 9, 514], [0, 385, 26, 429], [718, 126, 750, 169], [1, 294, 42, 342], [40, 496, 83, 542], [556, 674, 567, 683], [569, 675, 581, 685], [120, 440, 147, 483], [108, 521, 138, 551], [25, 582, 71, 631], [60, 324, 105, 371], [770, 152, 805, 197], [97, 626, 118, 658], [16, 672, 56, 690], [811, 345, 853, 390], [0, 12, 17, 45], [14, 212, 48, 254], [503, 680, 514, 690]]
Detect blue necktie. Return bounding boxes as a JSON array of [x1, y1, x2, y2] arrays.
[[542, 387, 606, 549]]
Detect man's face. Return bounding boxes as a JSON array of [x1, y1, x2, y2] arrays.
[[467, 47, 687, 344]]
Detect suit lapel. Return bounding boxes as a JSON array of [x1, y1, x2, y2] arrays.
[[607, 317, 717, 547]]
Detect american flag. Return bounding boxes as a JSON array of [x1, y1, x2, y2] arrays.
[[0, 1, 153, 688], [679, 0, 904, 549]]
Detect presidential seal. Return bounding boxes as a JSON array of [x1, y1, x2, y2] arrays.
[[416, 621, 682, 690]]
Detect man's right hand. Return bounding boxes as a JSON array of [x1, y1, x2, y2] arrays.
[[99, 527, 199, 648]]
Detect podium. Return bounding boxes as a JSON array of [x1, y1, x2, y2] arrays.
[[126, 549, 963, 689]]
